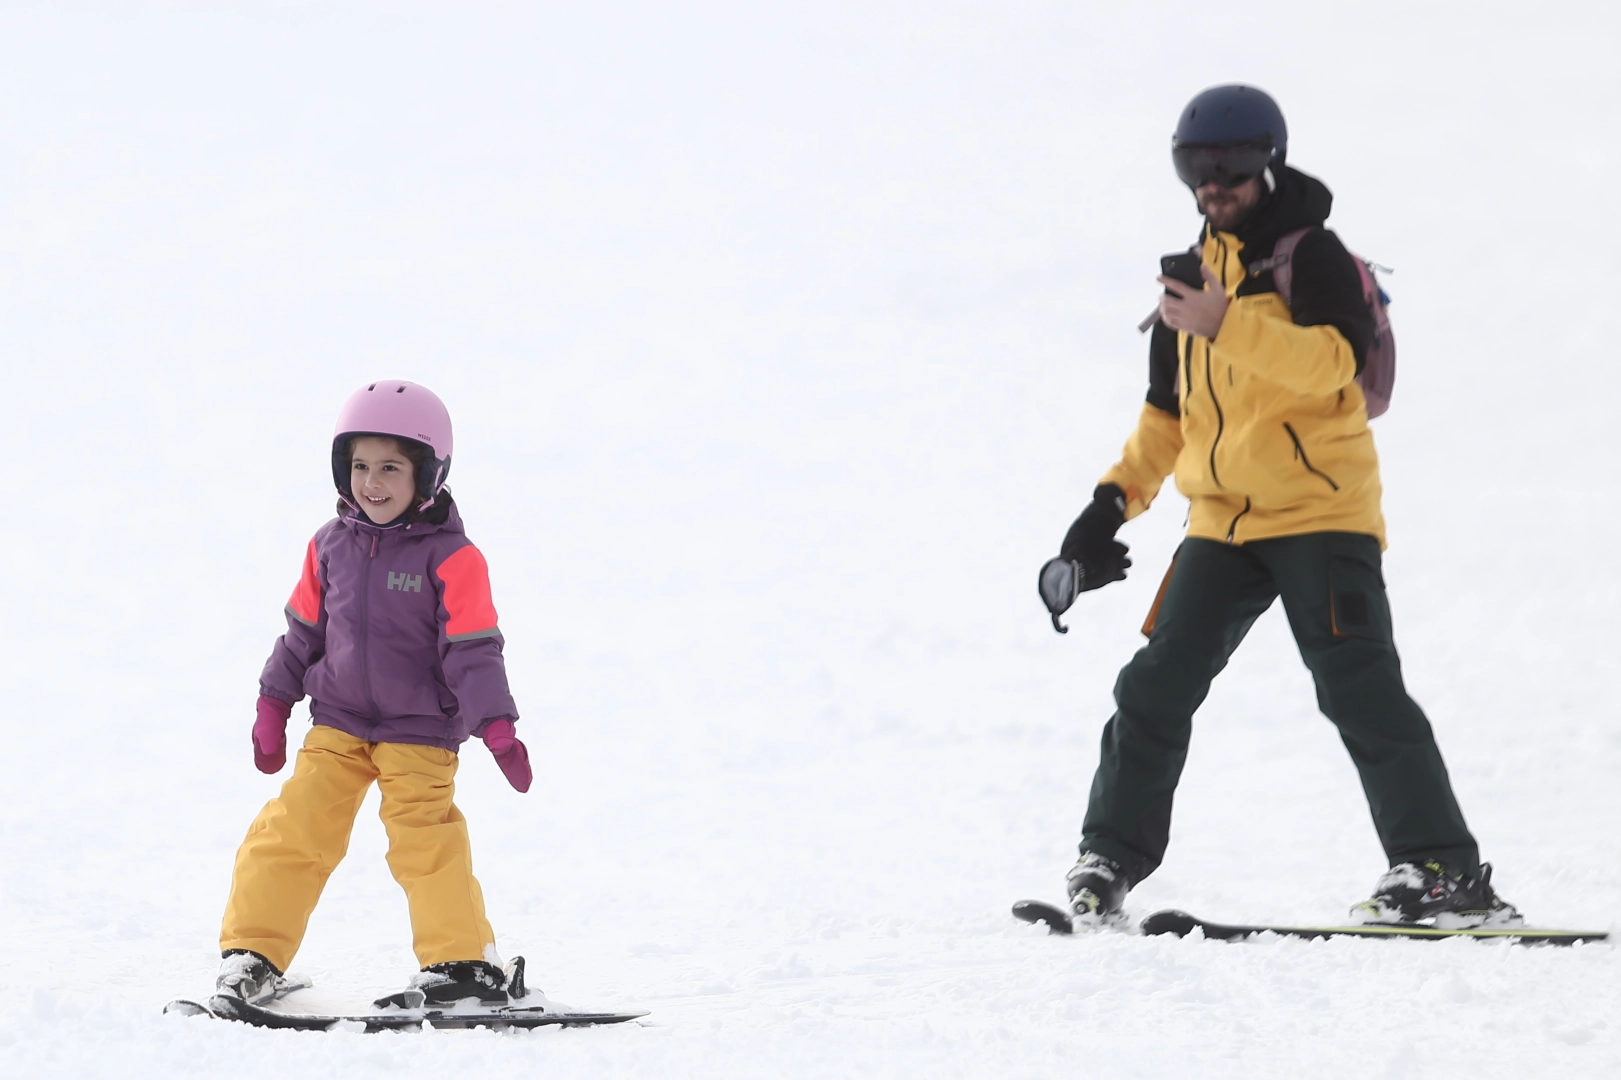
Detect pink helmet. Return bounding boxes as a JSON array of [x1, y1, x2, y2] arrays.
[[331, 380, 454, 507]]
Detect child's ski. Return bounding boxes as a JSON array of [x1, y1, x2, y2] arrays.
[[165, 959, 646, 1032], [195, 993, 646, 1031], [164, 972, 312, 1018]]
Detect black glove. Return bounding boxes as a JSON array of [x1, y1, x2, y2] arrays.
[[1060, 484, 1131, 576], [1040, 485, 1131, 633]]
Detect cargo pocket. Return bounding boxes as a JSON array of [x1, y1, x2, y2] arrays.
[[1327, 539, 1390, 643]]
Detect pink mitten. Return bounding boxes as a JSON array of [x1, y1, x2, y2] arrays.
[[480, 719, 532, 793], [253, 695, 292, 774]]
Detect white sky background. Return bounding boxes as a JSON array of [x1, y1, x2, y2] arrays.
[[2, 2, 1619, 1077]]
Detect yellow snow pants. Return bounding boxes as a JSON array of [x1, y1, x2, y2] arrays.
[[220, 724, 496, 973]]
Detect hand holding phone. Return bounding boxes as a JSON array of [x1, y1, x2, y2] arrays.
[[1157, 252, 1230, 339], [1160, 251, 1205, 294], [1138, 250, 1208, 332]]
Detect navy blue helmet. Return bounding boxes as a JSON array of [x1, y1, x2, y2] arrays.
[[1171, 85, 1287, 189]]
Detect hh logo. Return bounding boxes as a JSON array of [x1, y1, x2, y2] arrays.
[[388, 572, 423, 593]]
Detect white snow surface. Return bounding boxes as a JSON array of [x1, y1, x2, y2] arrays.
[[3, 2, 1619, 1077]]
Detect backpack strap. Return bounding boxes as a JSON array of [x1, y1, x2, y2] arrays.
[[1250, 227, 1313, 308]]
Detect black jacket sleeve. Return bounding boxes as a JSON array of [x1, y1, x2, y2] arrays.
[[1145, 318, 1181, 417]]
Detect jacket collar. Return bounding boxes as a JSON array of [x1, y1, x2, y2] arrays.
[[1204, 165, 1334, 261], [336, 499, 464, 539]]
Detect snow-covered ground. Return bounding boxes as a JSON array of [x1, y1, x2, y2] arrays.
[[3, 2, 1618, 1076]]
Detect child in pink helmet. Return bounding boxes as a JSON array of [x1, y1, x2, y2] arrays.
[[215, 380, 533, 1008]]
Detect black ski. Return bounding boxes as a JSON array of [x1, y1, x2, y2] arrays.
[[199, 993, 646, 1031], [165, 957, 645, 1031], [1139, 908, 1609, 946], [1011, 899, 1077, 935], [165, 972, 312, 1019]]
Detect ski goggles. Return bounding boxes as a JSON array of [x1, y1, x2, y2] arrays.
[[1171, 141, 1275, 190]]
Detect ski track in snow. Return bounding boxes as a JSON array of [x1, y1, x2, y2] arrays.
[[3, 2, 1619, 1077]]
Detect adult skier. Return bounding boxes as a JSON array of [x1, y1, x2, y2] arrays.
[[1046, 84, 1520, 928]]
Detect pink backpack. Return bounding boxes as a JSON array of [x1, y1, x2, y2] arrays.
[[1258, 229, 1396, 418]]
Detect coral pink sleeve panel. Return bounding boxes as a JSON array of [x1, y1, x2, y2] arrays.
[[436, 544, 501, 642], [285, 538, 323, 627]]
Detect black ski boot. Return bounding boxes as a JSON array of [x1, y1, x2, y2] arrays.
[[374, 956, 531, 1010], [1351, 860, 1523, 928], [215, 950, 288, 1004], [1065, 852, 1130, 923]]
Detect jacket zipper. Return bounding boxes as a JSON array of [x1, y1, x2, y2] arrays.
[[1213, 235, 1249, 543], [1204, 340, 1225, 489], [1182, 333, 1194, 412], [361, 528, 380, 734], [1204, 234, 1230, 489], [1225, 497, 1251, 543], [1283, 422, 1340, 491]]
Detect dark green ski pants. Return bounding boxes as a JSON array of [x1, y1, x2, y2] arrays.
[[1080, 532, 1479, 885]]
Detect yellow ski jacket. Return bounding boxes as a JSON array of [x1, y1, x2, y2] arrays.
[[1102, 167, 1386, 547]]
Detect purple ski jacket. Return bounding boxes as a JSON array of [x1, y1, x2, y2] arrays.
[[259, 500, 518, 751]]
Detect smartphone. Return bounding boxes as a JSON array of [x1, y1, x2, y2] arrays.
[[1160, 251, 1205, 293]]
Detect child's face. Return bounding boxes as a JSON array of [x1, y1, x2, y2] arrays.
[[349, 436, 417, 525]]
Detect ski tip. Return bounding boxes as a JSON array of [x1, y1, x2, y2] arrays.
[[206, 993, 256, 1022], [1011, 899, 1075, 935], [163, 999, 212, 1018], [1139, 909, 1201, 938]]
